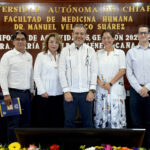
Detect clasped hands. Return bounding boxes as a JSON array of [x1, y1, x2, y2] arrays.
[[100, 82, 111, 91]]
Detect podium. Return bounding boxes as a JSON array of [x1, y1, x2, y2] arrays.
[[15, 128, 145, 149]]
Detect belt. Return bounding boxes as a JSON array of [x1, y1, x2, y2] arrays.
[[9, 88, 30, 93]]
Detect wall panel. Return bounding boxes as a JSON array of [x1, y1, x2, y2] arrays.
[[0, 1, 150, 89]]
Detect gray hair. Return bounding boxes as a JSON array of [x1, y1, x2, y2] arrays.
[[73, 24, 87, 33]]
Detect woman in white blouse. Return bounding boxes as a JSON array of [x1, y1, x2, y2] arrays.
[[34, 33, 64, 127], [94, 30, 126, 128]]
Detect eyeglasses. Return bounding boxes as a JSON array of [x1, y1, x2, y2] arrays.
[[15, 38, 26, 41], [138, 32, 149, 35]]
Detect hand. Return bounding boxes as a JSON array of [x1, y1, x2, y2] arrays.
[[86, 91, 95, 102], [31, 93, 34, 100], [41, 92, 49, 98], [103, 82, 111, 91], [4, 95, 12, 106], [99, 82, 105, 89], [64, 92, 73, 102], [139, 86, 149, 97]]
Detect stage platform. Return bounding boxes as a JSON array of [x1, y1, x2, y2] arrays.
[[15, 128, 145, 149]]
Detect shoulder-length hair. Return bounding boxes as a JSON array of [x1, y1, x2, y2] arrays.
[[42, 33, 62, 54]]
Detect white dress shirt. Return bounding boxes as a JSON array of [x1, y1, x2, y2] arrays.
[[126, 44, 150, 92], [59, 43, 98, 93], [34, 51, 63, 96], [97, 48, 126, 99], [0, 48, 33, 95]]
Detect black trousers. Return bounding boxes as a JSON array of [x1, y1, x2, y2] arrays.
[[130, 87, 150, 148], [7, 89, 31, 143], [36, 95, 64, 128]]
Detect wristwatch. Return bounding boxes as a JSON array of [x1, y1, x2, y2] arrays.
[[109, 82, 113, 87]]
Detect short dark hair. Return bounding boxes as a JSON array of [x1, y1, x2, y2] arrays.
[[101, 30, 115, 38], [138, 24, 150, 33], [11, 30, 27, 41]]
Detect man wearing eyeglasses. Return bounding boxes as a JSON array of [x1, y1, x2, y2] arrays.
[[0, 31, 33, 143], [126, 24, 150, 148], [59, 24, 97, 128]]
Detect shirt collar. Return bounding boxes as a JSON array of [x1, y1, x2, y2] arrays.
[[137, 43, 150, 49], [47, 50, 58, 56], [103, 47, 116, 53], [113, 48, 119, 54], [47, 50, 52, 56], [73, 43, 84, 50], [13, 48, 27, 55]]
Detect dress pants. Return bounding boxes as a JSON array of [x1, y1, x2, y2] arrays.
[[7, 89, 31, 143], [130, 86, 150, 148], [64, 92, 94, 128]]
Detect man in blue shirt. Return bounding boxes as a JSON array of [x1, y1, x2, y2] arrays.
[[126, 24, 150, 148]]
